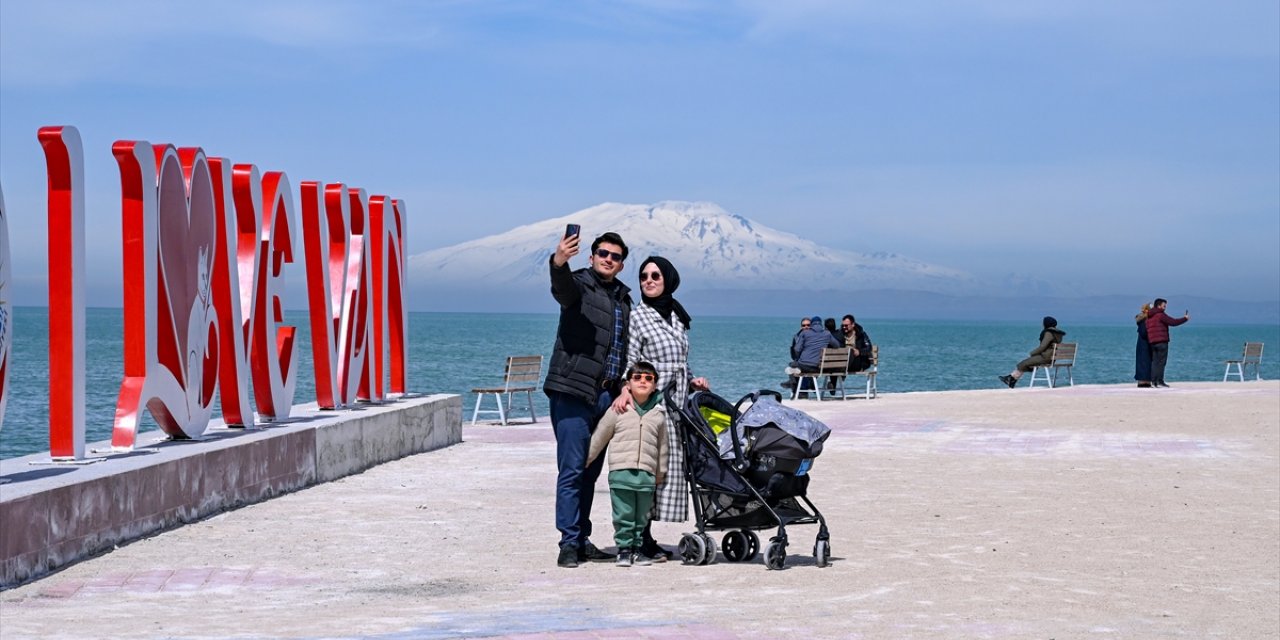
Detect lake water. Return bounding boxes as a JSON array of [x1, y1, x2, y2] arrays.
[[1, 307, 1276, 459]]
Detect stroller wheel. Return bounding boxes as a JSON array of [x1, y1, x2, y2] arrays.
[[813, 539, 830, 568], [764, 540, 787, 570], [699, 533, 718, 565], [679, 533, 707, 565], [722, 531, 750, 562], [744, 530, 760, 561]]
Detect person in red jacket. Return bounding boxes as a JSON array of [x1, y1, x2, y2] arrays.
[[1144, 298, 1190, 388]]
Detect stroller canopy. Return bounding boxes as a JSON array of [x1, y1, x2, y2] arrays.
[[738, 396, 832, 446], [715, 394, 832, 460]]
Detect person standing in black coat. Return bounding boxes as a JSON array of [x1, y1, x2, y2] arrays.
[[1134, 303, 1153, 388]]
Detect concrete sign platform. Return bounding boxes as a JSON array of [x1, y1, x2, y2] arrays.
[[0, 394, 461, 588]]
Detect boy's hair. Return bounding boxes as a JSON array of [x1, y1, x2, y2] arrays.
[[626, 361, 658, 383], [591, 232, 629, 260]]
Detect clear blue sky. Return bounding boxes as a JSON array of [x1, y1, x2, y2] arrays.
[[2, 1, 1277, 305]]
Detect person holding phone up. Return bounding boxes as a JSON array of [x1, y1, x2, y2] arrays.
[[1144, 298, 1190, 388], [545, 225, 633, 568]]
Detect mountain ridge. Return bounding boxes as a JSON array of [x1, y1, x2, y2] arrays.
[[409, 200, 979, 293]]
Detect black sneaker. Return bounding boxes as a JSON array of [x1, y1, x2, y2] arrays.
[[999, 375, 1016, 388], [557, 546, 579, 568], [615, 549, 633, 567], [630, 547, 652, 566], [639, 540, 671, 563], [579, 540, 616, 562]]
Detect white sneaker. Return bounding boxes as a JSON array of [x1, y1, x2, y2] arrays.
[[784, 367, 801, 375]]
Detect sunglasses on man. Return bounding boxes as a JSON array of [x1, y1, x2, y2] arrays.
[[594, 248, 624, 261]]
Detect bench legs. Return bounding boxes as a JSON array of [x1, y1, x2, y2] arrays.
[[793, 374, 823, 400], [508, 390, 537, 423], [1029, 365, 1072, 388], [471, 392, 508, 426], [472, 390, 539, 425]]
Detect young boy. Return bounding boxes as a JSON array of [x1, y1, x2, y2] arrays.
[[586, 361, 668, 567]]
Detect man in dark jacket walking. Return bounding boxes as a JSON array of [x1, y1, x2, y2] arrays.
[[1145, 298, 1190, 387], [546, 230, 632, 568]]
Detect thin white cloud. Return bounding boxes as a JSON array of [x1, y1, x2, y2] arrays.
[[730, 0, 1279, 59], [0, 0, 447, 87]]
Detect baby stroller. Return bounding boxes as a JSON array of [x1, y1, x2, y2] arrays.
[[666, 388, 831, 569]]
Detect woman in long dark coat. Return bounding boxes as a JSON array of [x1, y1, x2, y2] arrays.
[[1134, 303, 1152, 387]]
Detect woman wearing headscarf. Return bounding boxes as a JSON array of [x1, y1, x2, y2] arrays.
[[1134, 303, 1153, 388], [998, 316, 1066, 388], [611, 256, 709, 561]]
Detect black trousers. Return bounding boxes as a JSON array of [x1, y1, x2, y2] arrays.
[[1150, 342, 1170, 384]]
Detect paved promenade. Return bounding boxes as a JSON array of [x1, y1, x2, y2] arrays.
[[1, 381, 1277, 639]]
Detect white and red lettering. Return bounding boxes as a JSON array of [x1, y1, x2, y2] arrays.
[[0, 183, 12, 431], [17, 125, 408, 456], [38, 126, 88, 459], [246, 169, 300, 420]]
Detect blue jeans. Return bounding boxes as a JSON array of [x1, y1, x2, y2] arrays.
[[549, 388, 613, 550]]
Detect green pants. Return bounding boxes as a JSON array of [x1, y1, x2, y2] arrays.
[[608, 469, 656, 549]]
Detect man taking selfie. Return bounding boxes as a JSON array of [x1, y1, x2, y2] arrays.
[[545, 228, 633, 567]]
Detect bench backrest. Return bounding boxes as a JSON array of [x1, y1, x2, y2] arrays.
[[1051, 342, 1077, 365], [503, 355, 543, 390], [1242, 342, 1264, 363], [819, 347, 851, 374]]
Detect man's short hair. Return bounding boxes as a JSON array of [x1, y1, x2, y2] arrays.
[[1154, 298, 1168, 307], [626, 361, 658, 382], [842, 314, 855, 324], [591, 232, 628, 261]]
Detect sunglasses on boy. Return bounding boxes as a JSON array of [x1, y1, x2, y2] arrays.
[[594, 248, 624, 261], [628, 372, 655, 382]]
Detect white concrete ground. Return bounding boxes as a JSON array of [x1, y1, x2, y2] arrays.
[[1, 381, 1276, 639]]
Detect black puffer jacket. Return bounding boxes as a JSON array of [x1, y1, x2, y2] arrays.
[[544, 258, 632, 405]]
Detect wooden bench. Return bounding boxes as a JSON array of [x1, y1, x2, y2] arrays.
[[470, 355, 543, 425], [792, 348, 850, 401], [1223, 342, 1264, 381], [1028, 342, 1077, 388], [850, 345, 879, 400]]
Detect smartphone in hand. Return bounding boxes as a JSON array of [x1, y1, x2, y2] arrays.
[[564, 224, 580, 239]]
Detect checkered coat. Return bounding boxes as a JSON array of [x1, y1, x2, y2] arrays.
[[626, 303, 694, 522]]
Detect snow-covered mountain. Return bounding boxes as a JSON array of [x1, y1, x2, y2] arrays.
[[409, 201, 977, 294]]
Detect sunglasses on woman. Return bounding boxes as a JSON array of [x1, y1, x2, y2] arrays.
[[628, 372, 655, 382], [639, 271, 662, 282]]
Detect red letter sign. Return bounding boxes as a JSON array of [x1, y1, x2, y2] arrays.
[[38, 126, 87, 459], [0, 183, 11, 431], [245, 169, 300, 420], [111, 142, 221, 448], [370, 196, 407, 396]]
